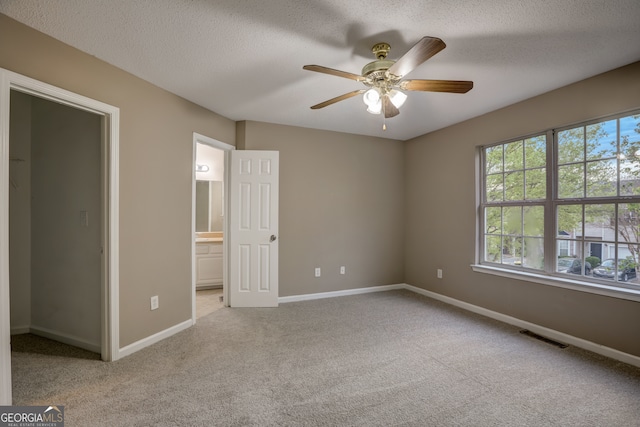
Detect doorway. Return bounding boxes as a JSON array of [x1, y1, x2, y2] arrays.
[[192, 133, 233, 322], [590, 242, 603, 261], [1, 68, 120, 404], [9, 91, 102, 353]]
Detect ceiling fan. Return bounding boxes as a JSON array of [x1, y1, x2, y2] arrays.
[[303, 36, 473, 127]]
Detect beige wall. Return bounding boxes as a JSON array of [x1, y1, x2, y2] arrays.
[[1, 14, 236, 347], [238, 121, 405, 296], [405, 61, 640, 357], [8, 92, 32, 331], [29, 96, 102, 349]]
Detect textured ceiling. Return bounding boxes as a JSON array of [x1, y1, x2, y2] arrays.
[[2, 0, 640, 140]]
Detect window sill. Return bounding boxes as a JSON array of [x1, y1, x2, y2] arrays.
[[471, 264, 640, 303]]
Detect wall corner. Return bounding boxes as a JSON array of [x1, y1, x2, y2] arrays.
[[235, 121, 246, 150]]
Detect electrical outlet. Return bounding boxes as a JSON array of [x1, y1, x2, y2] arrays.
[[315, 267, 321, 277], [150, 295, 159, 310], [437, 269, 443, 279], [340, 266, 346, 275]]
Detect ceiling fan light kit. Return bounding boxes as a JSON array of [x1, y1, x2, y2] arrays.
[[363, 88, 407, 115], [303, 36, 473, 129]]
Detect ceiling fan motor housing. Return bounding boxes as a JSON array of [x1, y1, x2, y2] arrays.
[[362, 42, 401, 87], [362, 59, 395, 80]]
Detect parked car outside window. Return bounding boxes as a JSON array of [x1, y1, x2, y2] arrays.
[[557, 258, 591, 275], [592, 259, 637, 282]]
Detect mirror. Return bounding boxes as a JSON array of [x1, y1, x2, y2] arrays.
[[196, 180, 223, 232]]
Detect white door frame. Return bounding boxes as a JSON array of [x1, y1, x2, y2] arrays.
[[192, 133, 234, 321], [0, 68, 120, 404]]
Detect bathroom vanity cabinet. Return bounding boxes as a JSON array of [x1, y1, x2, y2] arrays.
[[195, 241, 223, 289]]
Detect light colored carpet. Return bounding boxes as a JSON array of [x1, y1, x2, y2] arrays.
[[11, 290, 640, 426]]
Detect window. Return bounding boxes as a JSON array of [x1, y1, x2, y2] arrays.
[[483, 135, 546, 270], [480, 110, 640, 291]]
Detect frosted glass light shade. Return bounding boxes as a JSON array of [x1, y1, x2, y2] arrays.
[[389, 90, 407, 108], [367, 100, 382, 114], [363, 88, 380, 107]]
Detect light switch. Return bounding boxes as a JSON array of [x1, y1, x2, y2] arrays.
[[80, 210, 89, 227]]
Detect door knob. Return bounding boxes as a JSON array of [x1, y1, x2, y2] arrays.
[[270, 235, 277, 242]]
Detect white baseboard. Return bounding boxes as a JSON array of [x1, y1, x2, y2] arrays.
[[403, 283, 640, 369], [30, 325, 101, 354], [278, 283, 405, 303], [10, 325, 30, 335], [118, 319, 193, 359]]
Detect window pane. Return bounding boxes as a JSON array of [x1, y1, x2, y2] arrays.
[[617, 245, 639, 284], [584, 204, 615, 241], [593, 252, 638, 283], [505, 171, 524, 200], [556, 242, 587, 276], [524, 206, 544, 237], [502, 236, 522, 266], [558, 240, 570, 257], [592, 257, 616, 281], [620, 115, 640, 159], [485, 207, 502, 234], [557, 205, 582, 238], [485, 145, 503, 174], [523, 237, 544, 270], [525, 136, 546, 168], [586, 120, 617, 160], [558, 164, 584, 198], [504, 140, 523, 171], [503, 206, 522, 235], [586, 160, 617, 197], [585, 241, 606, 271], [485, 235, 502, 263], [486, 174, 503, 202], [620, 159, 640, 196], [618, 204, 640, 244], [525, 168, 546, 199], [620, 115, 640, 197], [558, 127, 584, 164]]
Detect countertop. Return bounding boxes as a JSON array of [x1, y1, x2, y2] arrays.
[[196, 232, 223, 243], [196, 238, 223, 243]]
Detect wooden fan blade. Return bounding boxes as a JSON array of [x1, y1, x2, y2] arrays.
[[387, 37, 446, 78], [303, 65, 364, 82], [400, 79, 473, 93], [310, 90, 366, 109], [383, 96, 400, 118]]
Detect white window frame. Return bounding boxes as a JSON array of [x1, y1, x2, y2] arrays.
[[474, 109, 640, 303]]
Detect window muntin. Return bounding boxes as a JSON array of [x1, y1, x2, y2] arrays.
[[480, 111, 640, 290]]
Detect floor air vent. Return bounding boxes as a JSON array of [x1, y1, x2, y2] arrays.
[[519, 329, 568, 349]]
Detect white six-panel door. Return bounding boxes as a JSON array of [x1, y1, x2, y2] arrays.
[[228, 151, 279, 307]]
